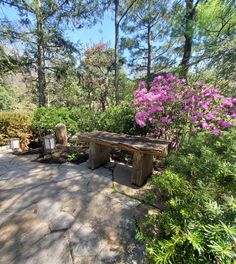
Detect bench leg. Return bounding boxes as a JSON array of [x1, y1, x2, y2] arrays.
[[88, 142, 111, 169], [131, 152, 153, 186]]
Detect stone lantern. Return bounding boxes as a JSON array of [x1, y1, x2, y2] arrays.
[[10, 138, 20, 151], [43, 135, 55, 152]]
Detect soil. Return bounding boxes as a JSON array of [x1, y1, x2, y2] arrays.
[[14, 142, 164, 170]]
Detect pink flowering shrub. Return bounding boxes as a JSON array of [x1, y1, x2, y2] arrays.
[[133, 73, 236, 148]]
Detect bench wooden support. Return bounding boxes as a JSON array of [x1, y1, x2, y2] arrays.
[[79, 131, 169, 187], [132, 152, 153, 186], [88, 142, 111, 169]]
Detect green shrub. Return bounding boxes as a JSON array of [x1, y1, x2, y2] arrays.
[[139, 130, 236, 263], [0, 111, 32, 149], [97, 102, 150, 135], [31, 107, 78, 137], [69, 107, 99, 132], [31, 104, 148, 138]]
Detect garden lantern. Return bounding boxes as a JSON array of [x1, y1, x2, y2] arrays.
[[43, 135, 55, 152], [10, 138, 20, 150]]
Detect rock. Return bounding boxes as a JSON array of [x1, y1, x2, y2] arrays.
[[68, 135, 78, 143], [18, 232, 73, 264], [55, 123, 68, 146], [49, 212, 75, 231], [87, 174, 112, 193], [74, 256, 96, 264], [38, 199, 61, 221], [20, 222, 50, 247], [134, 204, 158, 223], [62, 199, 85, 216], [70, 225, 102, 257], [0, 165, 8, 176]]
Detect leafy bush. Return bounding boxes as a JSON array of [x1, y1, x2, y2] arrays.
[[0, 111, 32, 149], [97, 102, 150, 135], [69, 107, 99, 132], [133, 74, 236, 148], [139, 130, 236, 263], [31, 107, 78, 137], [31, 104, 147, 138]]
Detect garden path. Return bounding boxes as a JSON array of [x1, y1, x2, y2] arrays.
[[0, 146, 148, 264]]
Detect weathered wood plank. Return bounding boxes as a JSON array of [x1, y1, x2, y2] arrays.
[[78, 131, 169, 157], [88, 142, 111, 169], [132, 152, 153, 186]]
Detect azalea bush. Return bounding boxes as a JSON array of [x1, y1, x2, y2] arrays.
[[133, 74, 236, 148]]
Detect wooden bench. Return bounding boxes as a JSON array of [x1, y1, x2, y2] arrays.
[[78, 131, 170, 186]]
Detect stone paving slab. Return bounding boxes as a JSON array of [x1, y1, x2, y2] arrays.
[[0, 148, 146, 264]]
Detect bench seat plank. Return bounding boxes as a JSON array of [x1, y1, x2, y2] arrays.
[[78, 131, 169, 157]]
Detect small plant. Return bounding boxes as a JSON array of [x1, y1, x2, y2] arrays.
[[67, 152, 81, 161]]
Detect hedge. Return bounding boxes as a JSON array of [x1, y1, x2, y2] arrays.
[[0, 103, 147, 149], [0, 112, 32, 149]]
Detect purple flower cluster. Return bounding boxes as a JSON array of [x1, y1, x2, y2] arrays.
[[133, 73, 236, 145]]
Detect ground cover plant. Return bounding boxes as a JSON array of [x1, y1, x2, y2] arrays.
[[138, 130, 236, 263]]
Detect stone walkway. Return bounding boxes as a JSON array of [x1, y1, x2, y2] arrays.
[[0, 147, 147, 264]]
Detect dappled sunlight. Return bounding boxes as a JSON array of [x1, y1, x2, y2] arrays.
[[0, 148, 145, 263]]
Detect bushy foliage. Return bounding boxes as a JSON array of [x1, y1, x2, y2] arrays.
[[133, 74, 236, 148], [139, 130, 236, 263], [97, 102, 148, 135], [31, 104, 146, 137], [31, 107, 78, 137], [0, 112, 32, 149], [69, 107, 99, 132], [0, 80, 15, 110]]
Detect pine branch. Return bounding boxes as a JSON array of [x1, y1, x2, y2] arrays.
[[118, 0, 138, 24]]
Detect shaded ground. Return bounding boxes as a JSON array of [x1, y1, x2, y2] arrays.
[[0, 146, 156, 264], [16, 144, 164, 172]]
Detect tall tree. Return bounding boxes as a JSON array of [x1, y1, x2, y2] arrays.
[[113, 0, 137, 104], [195, 0, 236, 94], [121, 0, 170, 86], [0, 0, 103, 107], [179, 0, 202, 77]]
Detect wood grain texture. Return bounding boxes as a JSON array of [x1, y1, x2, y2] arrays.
[[78, 131, 169, 157], [88, 142, 111, 169], [132, 152, 153, 186]]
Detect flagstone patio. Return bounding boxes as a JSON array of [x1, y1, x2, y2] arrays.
[[0, 146, 148, 264]]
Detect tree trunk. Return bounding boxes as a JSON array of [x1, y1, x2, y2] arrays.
[[36, 0, 46, 107], [114, 0, 120, 105], [147, 22, 152, 89], [180, 0, 194, 77]]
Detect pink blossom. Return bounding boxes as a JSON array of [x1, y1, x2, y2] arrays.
[[217, 120, 233, 129], [132, 74, 235, 148], [149, 117, 155, 124], [223, 99, 233, 108], [212, 128, 222, 136], [190, 117, 197, 123]]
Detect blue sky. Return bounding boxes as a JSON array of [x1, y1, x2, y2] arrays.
[[0, 5, 115, 48], [67, 13, 115, 47]]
